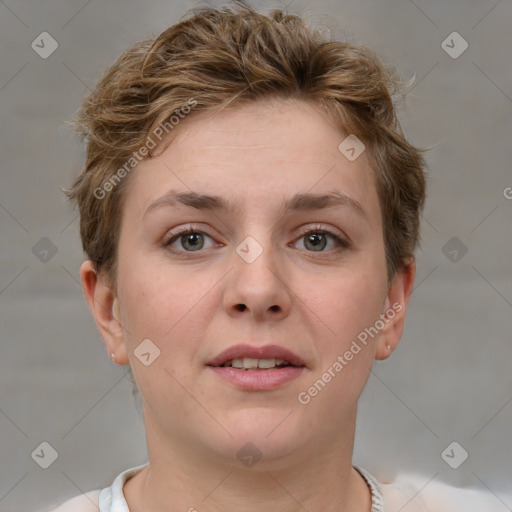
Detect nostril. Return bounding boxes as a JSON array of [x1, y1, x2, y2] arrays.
[[235, 304, 247, 312]]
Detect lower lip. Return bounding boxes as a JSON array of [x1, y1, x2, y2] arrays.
[[206, 366, 305, 390]]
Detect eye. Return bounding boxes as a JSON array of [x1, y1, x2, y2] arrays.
[[293, 226, 350, 253], [163, 225, 217, 253], [162, 224, 350, 255]]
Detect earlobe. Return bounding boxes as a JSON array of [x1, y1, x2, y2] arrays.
[[375, 259, 416, 361], [79, 260, 130, 365]]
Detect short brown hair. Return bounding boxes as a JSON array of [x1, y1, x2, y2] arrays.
[[64, 1, 427, 289]]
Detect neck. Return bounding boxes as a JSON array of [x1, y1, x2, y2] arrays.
[[124, 410, 372, 512]]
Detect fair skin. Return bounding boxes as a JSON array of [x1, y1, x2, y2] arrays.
[[80, 97, 415, 512]]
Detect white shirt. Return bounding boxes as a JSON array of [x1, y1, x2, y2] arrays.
[[46, 463, 507, 512]]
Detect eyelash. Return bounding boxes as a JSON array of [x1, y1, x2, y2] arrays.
[[163, 224, 350, 255]]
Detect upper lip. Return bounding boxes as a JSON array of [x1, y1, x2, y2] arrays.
[[206, 344, 306, 367]]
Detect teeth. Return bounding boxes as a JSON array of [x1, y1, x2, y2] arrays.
[[225, 357, 291, 369]]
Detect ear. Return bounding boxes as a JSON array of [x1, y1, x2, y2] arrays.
[[374, 258, 416, 361], [79, 260, 130, 365]]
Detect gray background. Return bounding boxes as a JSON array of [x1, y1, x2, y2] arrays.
[[1, 0, 511, 510]]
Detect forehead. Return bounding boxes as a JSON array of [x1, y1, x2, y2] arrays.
[[122, 97, 381, 225]]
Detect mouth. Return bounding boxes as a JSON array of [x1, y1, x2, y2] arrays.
[[206, 344, 307, 370], [215, 357, 299, 370], [206, 344, 306, 390]]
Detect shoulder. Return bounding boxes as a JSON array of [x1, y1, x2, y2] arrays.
[[41, 490, 101, 512], [379, 472, 507, 512]]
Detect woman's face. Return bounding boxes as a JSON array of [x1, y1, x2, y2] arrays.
[[111, 97, 405, 466]]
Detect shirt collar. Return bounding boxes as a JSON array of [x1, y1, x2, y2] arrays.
[[98, 463, 384, 511]]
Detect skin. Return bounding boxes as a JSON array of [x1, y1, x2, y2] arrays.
[[80, 97, 415, 512]]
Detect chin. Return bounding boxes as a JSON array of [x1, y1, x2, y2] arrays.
[[213, 410, 307, 461]]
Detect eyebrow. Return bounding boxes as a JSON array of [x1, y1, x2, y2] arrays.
[[143, 189, 368, 221]]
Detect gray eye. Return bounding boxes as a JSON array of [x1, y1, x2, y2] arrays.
[[166, 230, 215, 252], [303, 232, 328, 251], [180, 232, 205, 251]]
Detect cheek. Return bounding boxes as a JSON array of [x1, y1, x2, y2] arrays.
[[117, 266, 205, 407], [302, 266, 386, 333], [301, 277, 384, 401], [297, 270, 387, 398], [118, 257, 216, 350]]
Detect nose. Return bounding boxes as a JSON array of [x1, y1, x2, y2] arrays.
[[222, 234, 292, 322]]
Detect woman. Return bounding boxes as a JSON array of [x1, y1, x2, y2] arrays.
[[50, 2, 444, 510]]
